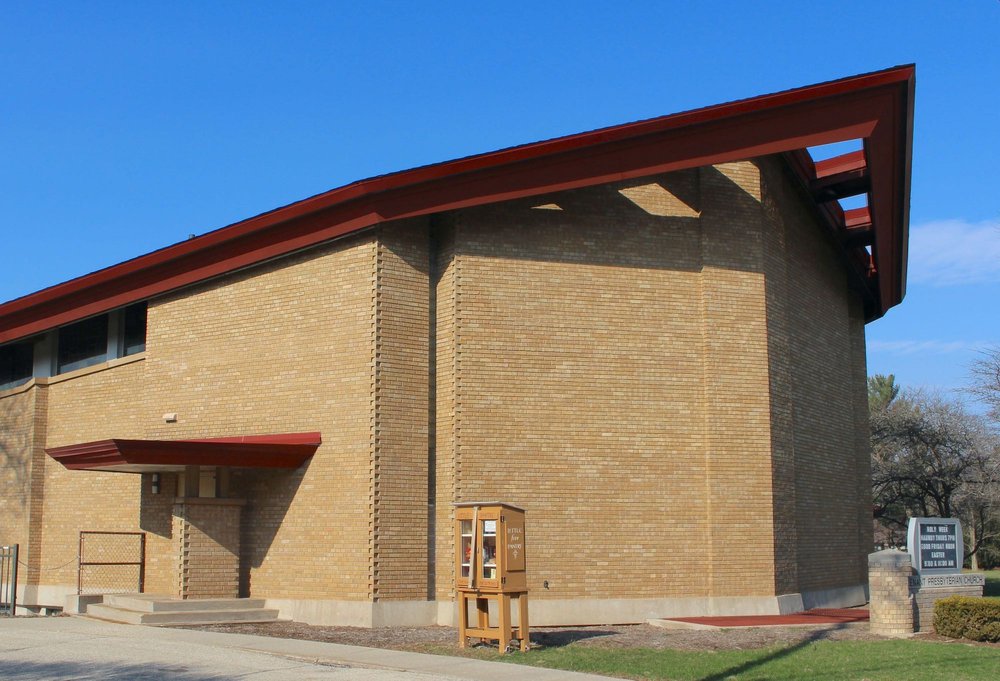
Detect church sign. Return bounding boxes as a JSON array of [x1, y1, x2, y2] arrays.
[[906, 518, 963, 575]]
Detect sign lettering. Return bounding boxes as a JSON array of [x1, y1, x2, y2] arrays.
[[907, 518, 963, 575]]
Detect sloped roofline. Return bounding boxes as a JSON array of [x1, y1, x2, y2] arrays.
[[0, 65, 914, 343]]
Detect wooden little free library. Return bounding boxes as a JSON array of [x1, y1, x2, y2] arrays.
[[454, 502, 528, 652]]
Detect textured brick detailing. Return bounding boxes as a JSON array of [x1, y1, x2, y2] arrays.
[[432, 217, 459, 601], [24, 385, 48, 583], [173, 499, 244, 598], [368, 233, 379, 601], [371, 219, 431, 601], [868, 550, 915, 636]]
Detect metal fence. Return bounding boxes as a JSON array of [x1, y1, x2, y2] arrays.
[[1, 544, 17, 616], [78, 532, 145, 595]]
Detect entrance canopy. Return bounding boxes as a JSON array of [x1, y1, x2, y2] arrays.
[[46, 432, 321, 473]]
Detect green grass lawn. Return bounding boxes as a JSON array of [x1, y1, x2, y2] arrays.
[[442, 639, 1000, 681]]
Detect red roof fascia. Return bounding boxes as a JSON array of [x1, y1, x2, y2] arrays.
[[0, 66, 914, 342], [46, 432, 322, 473]]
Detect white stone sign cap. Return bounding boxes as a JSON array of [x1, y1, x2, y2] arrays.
[[906, 517, 964, 575]]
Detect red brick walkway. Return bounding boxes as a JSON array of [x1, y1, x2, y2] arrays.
[[666, 608, 869, 628]]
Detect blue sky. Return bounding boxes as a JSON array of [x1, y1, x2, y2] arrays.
[[2, 1, 998, 403]]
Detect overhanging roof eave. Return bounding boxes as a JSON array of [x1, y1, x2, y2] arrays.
[[0, 65, 915, 341]]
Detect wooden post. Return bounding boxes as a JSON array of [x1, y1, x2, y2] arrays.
[[517, 593, 530, 652]]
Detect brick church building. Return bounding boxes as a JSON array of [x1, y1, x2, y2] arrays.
[[0, 66, 914, 625]]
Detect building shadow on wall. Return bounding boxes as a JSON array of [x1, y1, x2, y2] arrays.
[[139, 473, 176, 538], [444, 165, 768, 278], [0, 394, 32, 528], [230, 465, 308, 598]]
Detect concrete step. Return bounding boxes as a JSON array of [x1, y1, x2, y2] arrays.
[[86, 602, 280, 626], [104, 594, 267, 613], [86, 603, 146, 625]]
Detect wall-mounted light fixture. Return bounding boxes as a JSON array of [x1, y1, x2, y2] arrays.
[[151, 473, 161, 494], [163, 413, 177, 423]]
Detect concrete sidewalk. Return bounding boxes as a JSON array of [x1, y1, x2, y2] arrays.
[[0, 616, 617, 681]]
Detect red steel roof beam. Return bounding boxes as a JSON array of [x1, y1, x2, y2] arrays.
[[814, 149, 867, 178], [811, 150, 870, 202]]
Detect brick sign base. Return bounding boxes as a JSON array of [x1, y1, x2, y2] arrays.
[[868, 549, 985, 636]]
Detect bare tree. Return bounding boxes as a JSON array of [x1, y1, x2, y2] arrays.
[[970, 346, 1000, 422], [870, 381, 1000, 566]]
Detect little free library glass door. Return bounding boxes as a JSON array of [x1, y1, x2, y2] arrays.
[[454, 502, 526, 593]]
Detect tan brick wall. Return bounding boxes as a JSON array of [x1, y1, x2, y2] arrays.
[[432, 218, 459, 601], [372, 219, 431, 600], [444, 171, 717, 600], [868, 551, 915, 636], [761, 163, 800, 597], [140, 472, 178, 594], [758, 157, 871, 594], [173, 499, 243, 598], [42, 359, 148, 590], [850, 302, 874, 585], [2, 154, 873, 613], [14, 233, 380, 602], [700, 163, 776, 597], [0, 384, 44, 579], [436, 160, 870, 602], [146, 234, 378, 600], [0, 386, 33, 546]]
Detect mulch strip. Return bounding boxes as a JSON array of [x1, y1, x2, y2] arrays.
[[665, 608, 870, 628]]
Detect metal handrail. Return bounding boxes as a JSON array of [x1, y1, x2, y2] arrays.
[[1, 544, 17, 616]]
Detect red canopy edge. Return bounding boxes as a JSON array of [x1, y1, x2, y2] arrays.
[[46, 432, 322, 473]]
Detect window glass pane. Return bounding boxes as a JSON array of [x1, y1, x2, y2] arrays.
[[481, 519, 497, 580], [0, 340, 33, 389], [460, 520, 472, 579], [123, 302, 147, 356], [57, 315, 108, 373]]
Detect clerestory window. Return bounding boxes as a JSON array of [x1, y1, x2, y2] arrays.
[[0, 340, 33, 390], [0, 301, 148, 387]]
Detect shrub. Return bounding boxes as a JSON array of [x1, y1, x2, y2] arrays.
[[934, 596, 1000, 642]]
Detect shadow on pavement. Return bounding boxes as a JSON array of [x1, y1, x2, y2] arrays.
[[0, 660, 233, 681]]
